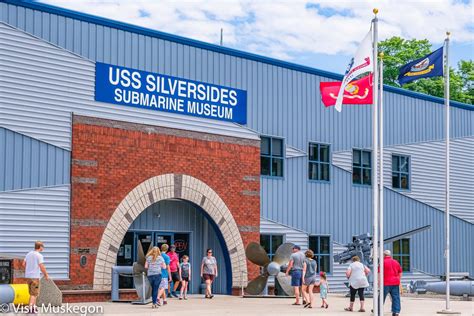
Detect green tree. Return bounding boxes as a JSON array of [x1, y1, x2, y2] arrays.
[[378, 36, 473, 104]]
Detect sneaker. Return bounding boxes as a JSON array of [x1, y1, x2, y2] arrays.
[[163, 300, 168, 305], [171, 291, 179, 298], [179, 296, 183, 300]]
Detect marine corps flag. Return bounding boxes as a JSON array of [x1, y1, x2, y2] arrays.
[[320, 74, 373, 107], [398, 47, 444, 85]]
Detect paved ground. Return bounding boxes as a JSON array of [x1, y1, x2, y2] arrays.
[[45, 294, 473, 316]]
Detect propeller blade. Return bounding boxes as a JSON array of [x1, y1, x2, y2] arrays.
[[272, 243, 294, 266], [245, 242, 270, 267], [245, 274, 269, 295], [132, 262, 151, 300], [276, 272, 295, 296], [137, 240, 146, 266]]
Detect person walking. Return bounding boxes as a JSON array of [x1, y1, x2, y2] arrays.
[[383, 250, 403, 316], [158, 244, 172, 306], [179, 255, 191, 300], [302, 250, 317, 309], [285, 245, 305, 305], [23, 241, 49, 314], [318, 271, 329, 308], [200, 248, 218, 299], [344, 256, 370, 312], [168, 245, 180, 298], [144, 247, 165, 309]]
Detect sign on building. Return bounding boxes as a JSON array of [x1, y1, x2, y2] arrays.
[[95, 63, 247, 124]]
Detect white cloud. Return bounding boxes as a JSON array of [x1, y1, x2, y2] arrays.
[[39, 0, 474, 62]]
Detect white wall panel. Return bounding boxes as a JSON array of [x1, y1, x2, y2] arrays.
[[0, 185, 70, 279], [260, 217, 309, 250]]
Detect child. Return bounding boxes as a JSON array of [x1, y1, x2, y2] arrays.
[[179, 255, 191, 300], [318, 271, 329, 308]]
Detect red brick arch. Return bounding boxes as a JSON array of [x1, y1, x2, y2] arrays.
[[92, 174, 248, 290]]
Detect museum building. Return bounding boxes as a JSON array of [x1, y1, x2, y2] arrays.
[[0, 0, 472, 302]]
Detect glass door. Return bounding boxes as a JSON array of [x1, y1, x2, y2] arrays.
[[155, 233, 173, 250], [136, 232, 154, 257]]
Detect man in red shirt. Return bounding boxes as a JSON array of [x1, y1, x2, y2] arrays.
[[168, 245, 180, 298], [383, 250, 403, 316]]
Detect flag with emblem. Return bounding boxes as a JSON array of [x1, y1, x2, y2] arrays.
[[334, 29, 374, 112], [320, 74, 373, 107], [398, 47, 444, 85]]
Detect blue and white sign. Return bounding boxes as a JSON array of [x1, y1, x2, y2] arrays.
[[95, 63, 247, 124]]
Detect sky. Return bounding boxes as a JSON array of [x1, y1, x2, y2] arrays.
[[38, 0, 474, 74]]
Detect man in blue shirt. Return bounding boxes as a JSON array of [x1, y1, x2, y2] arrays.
[[158, 244, 171, 305]]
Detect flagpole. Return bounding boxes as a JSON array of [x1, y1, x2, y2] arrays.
[[437, 31, 460, 316], [444, 29, 451, 313], [371, 8, 380, 316], [378, 51, 385, 314]]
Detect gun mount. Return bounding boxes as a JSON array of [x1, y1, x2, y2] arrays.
[[334, 233, 373, 266], [333, 225, 432, 296]]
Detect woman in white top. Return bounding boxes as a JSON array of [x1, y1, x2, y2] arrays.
[[344, 256, 370, 312]]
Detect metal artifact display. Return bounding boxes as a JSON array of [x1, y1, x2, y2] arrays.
[[245, 242, 295, 296], [334, 225, 432, 295]]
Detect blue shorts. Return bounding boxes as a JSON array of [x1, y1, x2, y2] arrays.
[[291, 270, 303, 287]]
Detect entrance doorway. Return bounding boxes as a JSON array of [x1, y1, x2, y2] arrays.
[[117, 231, 191, 264], [115, 199, 230, 294], [117, 231, 191, 288]]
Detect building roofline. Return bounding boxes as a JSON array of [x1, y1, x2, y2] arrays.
[[4, 0, 473, 111]]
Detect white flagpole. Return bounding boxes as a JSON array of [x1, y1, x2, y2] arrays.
[[371, 8, 380, 316], [444, 31, 452, 312], [438, 31, 459, 316], [378, 51, 385, 314]]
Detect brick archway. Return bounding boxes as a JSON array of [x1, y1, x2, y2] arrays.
[[92, 173, 248, 290]]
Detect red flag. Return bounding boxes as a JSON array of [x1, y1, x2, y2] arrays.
[[320, 74, 373, 107]]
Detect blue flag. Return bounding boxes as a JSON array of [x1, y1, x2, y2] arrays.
[[398, 47, 444, 85]]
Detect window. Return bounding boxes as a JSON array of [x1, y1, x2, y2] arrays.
[[308, 143, 330, 181], [260, 234, 284, 261], [260, 136, 284, 177], [392, 154, 410, 190], [308, 236, 331, 273], [393, 238, 411, 272], [352, 149, 372, 185]]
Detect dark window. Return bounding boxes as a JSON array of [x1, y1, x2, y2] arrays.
[[260, 234, 284, 261], [308, 236, 331, 273], [260, 136, 284, 177], [392, 154, 410, 190], [308, 143, 330, 181], [353, 149, 372, 185], [393, 238, 411, 272]]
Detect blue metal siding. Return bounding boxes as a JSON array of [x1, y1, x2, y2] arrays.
[[1, 0, 473, 109], [332, 136, 474, 223], [0, 127, 70, 191], [130, 200, 228, 294], [384, 188, 474, 275], [1, 2, 472, 149]]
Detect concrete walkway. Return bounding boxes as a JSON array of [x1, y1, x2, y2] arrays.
[[66, 294, 473, 316]]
